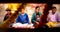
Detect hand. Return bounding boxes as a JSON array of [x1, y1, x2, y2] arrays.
[[30, 26, 35, 29], [14, 22, 16, 24], [36, 22, 39, 24]]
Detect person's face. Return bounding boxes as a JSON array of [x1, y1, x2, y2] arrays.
[[7, 11, 11, 14], [35, 8, 40, 13], [21, 9, 25, 14], [52, 8, 56, 13]]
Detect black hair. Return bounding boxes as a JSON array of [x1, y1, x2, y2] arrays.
[[35, 6, 40, 9], [17, 4, 25, 12], [6, 8, 11, 11], [52, 7, 56, 9]]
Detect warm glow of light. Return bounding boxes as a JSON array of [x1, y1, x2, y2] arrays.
[[8, 3, 20, 11], [11, 11, 15, 13], [8, 3, 21, 13]]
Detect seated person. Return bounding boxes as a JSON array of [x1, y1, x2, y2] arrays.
[[47, 7, 59, 27], [16, 7, 29, 24], [36, 13, 40, 22], [31, 6, 42, 26], [3, 8, 13, 27], [3, 8, 12, 21]]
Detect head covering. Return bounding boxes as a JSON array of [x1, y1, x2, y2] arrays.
[[6, 8, 11, 11]]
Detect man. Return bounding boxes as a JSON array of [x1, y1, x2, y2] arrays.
[[16, 8, 29, 24], [48, 7, 57, 22], [14, 7, 30, 28], [3, 8, 12, 21], [31, 6, 42, 26], [3, 8, 13, 27], [47, 7, 59, 27]]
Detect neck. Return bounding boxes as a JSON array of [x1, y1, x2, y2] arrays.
[[36, 12, 39, 13], [21, 13, 24, 14]]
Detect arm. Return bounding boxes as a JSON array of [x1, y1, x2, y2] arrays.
[[31, 13, 36, 23], [47, 14, 50, 21], [26, 14, 30, 24], [48, 17, 50, 21], [16, 15, 20, 23], [55, 13, 60, 22], [3, 15, 7, 21]]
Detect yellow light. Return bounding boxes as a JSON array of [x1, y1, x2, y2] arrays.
[[11, 11, 15, 13], [8, 3, 21, 11]]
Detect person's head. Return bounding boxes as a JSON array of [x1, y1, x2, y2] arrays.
[[35, 6, 40, 13], [52, 7, 57, 14], [17, 5, 25, 14], [21, 8, 25, 14], [6, 9, 11, 14]]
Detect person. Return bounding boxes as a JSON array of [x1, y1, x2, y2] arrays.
[[3, 8, 12, 21], [48, 7, 58, 22], [16, 7, 29, 24], [31, 6, 42, 26], [47, 6, 60, 27], [3, 8, 13, 27]]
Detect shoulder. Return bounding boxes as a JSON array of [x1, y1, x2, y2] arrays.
[[33, 12, 36, 15], [39, 12, 42, 15], [24, 13, 27, 15], [49, 11, 52, 15], [5, 14, 8, 16], [39, 12, 42, 14], [48, 12, 52, 17], [18, 14, 21, 17], [19, 13, 21, 15], [55, 12, 59, 16], [55, 12, 58, 14]]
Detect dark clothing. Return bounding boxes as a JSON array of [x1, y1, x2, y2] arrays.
[[3, 13, 13, 27], [4, 14, 9, 21]]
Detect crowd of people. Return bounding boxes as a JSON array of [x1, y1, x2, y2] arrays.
[[3, 6, 60, 28]]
